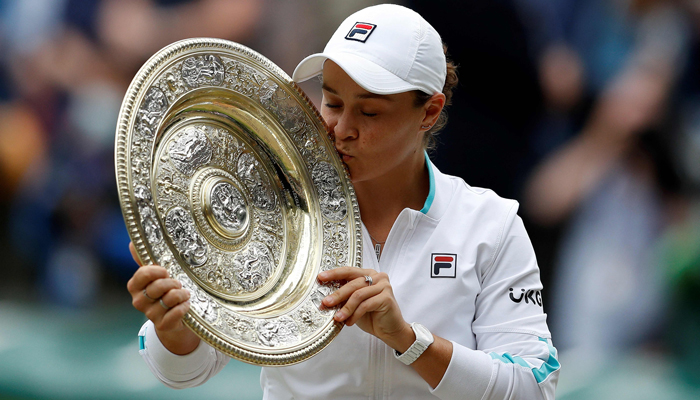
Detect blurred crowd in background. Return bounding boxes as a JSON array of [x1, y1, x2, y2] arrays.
[[1, 0, 700, 398]]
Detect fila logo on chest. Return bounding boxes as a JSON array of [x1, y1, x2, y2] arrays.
[[431, 253, 457, 278]]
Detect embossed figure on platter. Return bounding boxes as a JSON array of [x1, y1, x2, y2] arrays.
[[169, 126, 213, 176], [256, 316, 300, 347], [206, 264, 235, 292], [136, 87, 168, 138], [181, 55, 225, 88], [210, 182, 248, 233], [223, 313, 257, 343], [312, 161, 348, 221], [233, 242, 274, 292], [165, 207, 208, 266], [237, 152, 276, 211], [134, 185, 163, 244]]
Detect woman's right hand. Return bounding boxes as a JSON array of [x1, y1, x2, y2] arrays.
[[126, 242, 201, 355]]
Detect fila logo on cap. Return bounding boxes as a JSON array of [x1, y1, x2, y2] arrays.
[[345, 22, 377, 43], [431, 253, 457, 278]]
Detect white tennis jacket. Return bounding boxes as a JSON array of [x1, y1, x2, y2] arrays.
[[138, 158, 560, 399]]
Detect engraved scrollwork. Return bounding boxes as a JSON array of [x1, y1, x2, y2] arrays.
[[252, 229, 280, 265], [168, 126, 213, 176], [237, 152, 276, 211], [321, 220, 348, 271], [131, 153, 151, 183], [261, 84, 306, 134], [312, 161, 347, 221], [134, 185, 163, 244], [295, 304, 325, 336], [206, 267, 233, 292], [157, 163, 189, 203], [165, 207, 208, 266], [136, 87, 168, 138], [224, 60, 267, 98], [256, 316, 300, 347], [181, 55, 225, 88], [258, 80, 279, 109], [221, 312, 257, 343], [233, 241, 274, 292], [210, 127, 246, 171]]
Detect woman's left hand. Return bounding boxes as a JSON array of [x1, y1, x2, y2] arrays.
[[318, 267, 413, 350]]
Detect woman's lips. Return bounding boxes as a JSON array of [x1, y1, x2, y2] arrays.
[[337, 149, 352, 162]]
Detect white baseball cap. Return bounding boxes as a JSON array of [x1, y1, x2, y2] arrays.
[[292, 4, 446, 95]]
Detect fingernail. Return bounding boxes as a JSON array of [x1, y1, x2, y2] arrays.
[[323, 295, 333, 305], [318, 271, 328, 280], [334, 310, 345, 320]]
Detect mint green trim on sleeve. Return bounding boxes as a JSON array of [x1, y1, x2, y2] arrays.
[[420, 151, 435, 214], [139, 335, 145, 351], [489, 337, 560, 384]]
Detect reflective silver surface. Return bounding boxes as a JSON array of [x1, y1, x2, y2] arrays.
[[115, 38, 361, 366]]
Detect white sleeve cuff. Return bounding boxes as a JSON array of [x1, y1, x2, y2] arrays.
[[139, 320, 217, 380], [430, 341, 495, 400]]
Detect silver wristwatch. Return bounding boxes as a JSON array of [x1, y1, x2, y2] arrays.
[[394, 322, 434, 365]]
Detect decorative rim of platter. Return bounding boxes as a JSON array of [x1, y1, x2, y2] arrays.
[[115, 38, 361, 366]]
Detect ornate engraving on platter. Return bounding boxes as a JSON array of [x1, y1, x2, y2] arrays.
[[233, 241, 275, 292], [181, 275, 219, 324], [205, 266, 233, 292], [237, 152, 276, 211], [168, 126, 213, 176], [310, 283, 341, 316], [165, 206, 208, 266], [188, 167, 255, 253], [258, 81, 306, 134], [156, 164, 190, 212], [134, 185, 163, 244], [159, 70, 189, 103], [221, 312, 257, 343], [224, 60, 268, 98], [295, 304, 326, 336], [321, 220, 348, 271], [312, 161, 348, 221], [210, 181, 248, 234], [136, 87, 168, 138], [209, 127, 246, 172], [256, 316, 300, 347], [181, 55, 225, 88]]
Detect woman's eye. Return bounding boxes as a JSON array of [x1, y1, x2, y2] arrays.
[[324, 103, 341, 109], [361, 111, 377, 117]]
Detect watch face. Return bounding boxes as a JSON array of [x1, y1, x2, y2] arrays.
[[413, 323, 434, 344], [115, 38, 362, 366]]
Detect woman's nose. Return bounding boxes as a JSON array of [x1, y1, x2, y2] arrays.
[[329, 111, 357, 141]]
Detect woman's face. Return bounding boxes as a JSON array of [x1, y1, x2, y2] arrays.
[[320, 61, 427, 183]]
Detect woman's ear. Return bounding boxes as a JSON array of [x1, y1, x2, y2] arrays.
[[421, 93, 446, 130]]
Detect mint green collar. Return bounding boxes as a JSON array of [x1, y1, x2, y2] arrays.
[[419, 151, 435, 214]]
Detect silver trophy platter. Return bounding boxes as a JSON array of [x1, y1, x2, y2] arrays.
[[114, 38, 361, 366]]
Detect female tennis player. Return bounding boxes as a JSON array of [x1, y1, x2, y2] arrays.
[[127, 4, 559, 399]]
